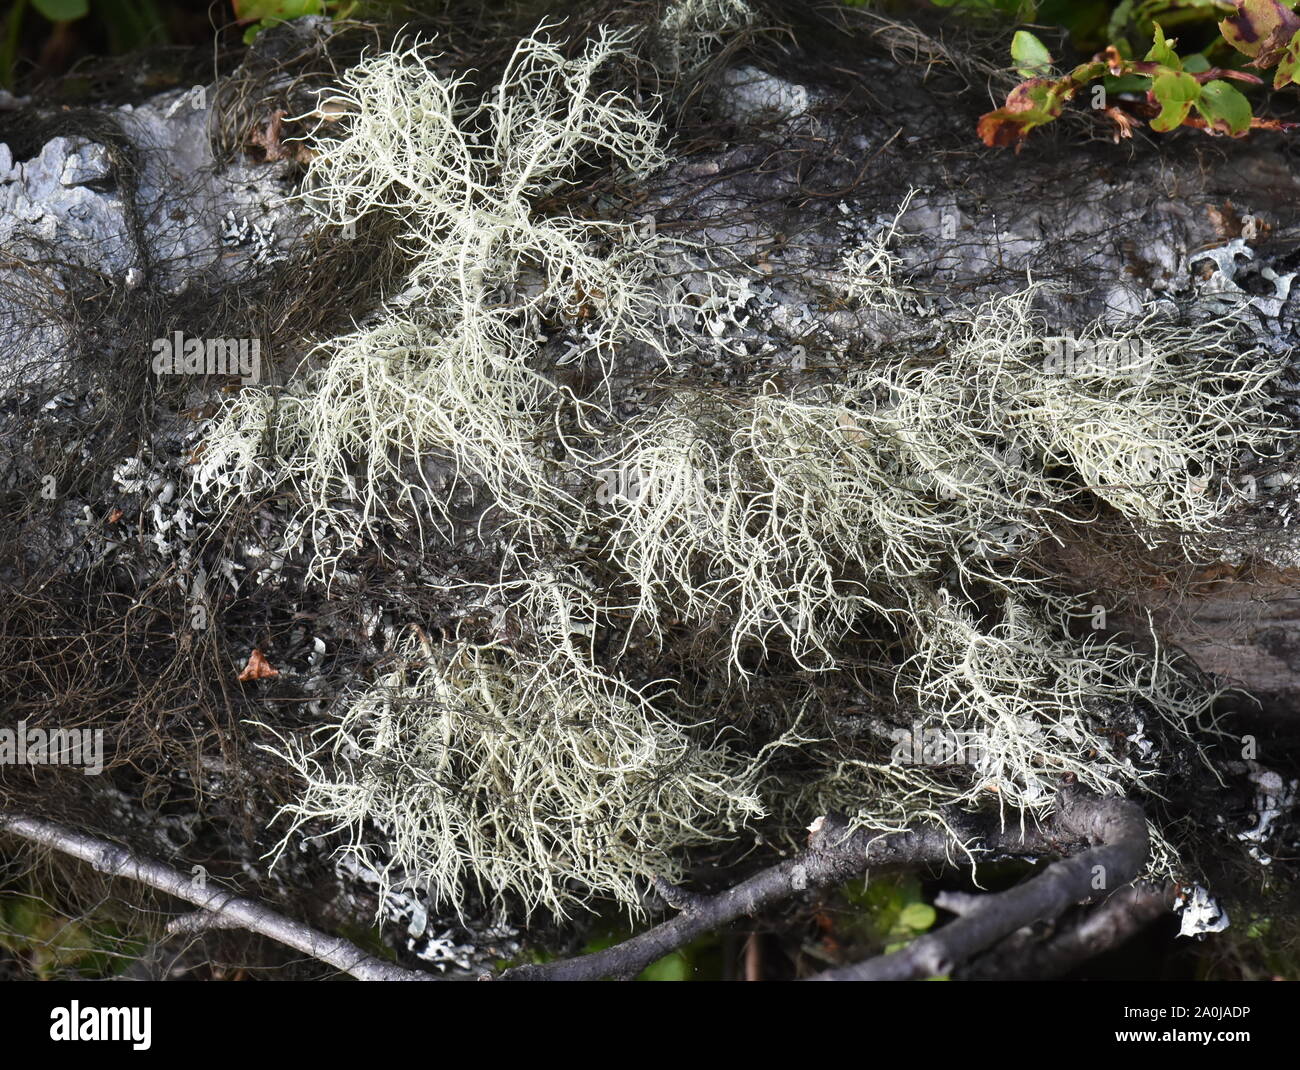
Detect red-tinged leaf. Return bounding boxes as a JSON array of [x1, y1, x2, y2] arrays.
[[1183, 114, 1261, 136], [1245, 115, 1300, 130], [977, 77, 1074, 149], [1273, 26, 1300, 85], [1192, 68, 1265, 84], [238, 647, 279, 682], [1194, 79, 1254, 136], [1256, 18, 1300, 67], [1004, 78, 1064, 112], [1220, 0, 1300, 63], [976, 110, 1034, 149], [106, 507, 123, 524], [1067, 59, 1110, 84], [976, 58, 1135, 150]]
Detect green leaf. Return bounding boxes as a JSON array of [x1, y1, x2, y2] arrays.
[[1146, 22, 1181, 70], [96, 0, 169, 52], [1108, 0, 1139, 46], [235, 0, 324, 18], [1150, 70, 1201, 130], [0, 893, 143, 979], [580, 930, 618, 954], [1011, 30, 1053, 78], [1195, 78, 1253, 135], [238, 0, 325, 43], [899, 902, 938, 933], [31, 0, 89, 20], [1182, 53, 1213, 73], [1105, 72, 1153, 93], [638, 950, 693, 981]]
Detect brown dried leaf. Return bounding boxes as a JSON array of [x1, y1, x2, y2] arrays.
[[238, 647, 279, 682], [1103, 106, 1137, 142], [1206, 200, 1243, 241], [248, 110, 291, 162]]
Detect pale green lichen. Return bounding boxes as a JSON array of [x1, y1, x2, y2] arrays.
[[262, 627, 771, 919], [656, 0, 758, 76], [597, 284, 1283, 677], [196, 27, 683, 571], [194, 16, 1290, 917]]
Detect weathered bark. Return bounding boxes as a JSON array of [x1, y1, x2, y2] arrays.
[[1, 4, 1297, 977]]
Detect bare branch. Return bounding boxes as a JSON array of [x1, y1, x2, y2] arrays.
[[957, 880, 1176, 980], [0, 812, 430, 982], [1, 789, 1151, 983], [809, 787, 1151, 980], [499, 805, 1061, 981], [165, 910, 244, 936], [933, 890, 983, 916]]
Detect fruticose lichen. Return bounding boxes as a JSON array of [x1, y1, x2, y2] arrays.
[[188, 13, 1291, 922]]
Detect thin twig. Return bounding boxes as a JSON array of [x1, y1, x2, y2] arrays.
[[744, 931, 762, 981], [0, 812, 429, 982]]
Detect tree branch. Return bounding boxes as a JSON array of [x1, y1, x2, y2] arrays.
[[808, 786, 1151, 980], [499, 805, 1063, 981], [956, 880, 1176, 980], [2, 788, 1152, 983], [0, 812, 429, 982]]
